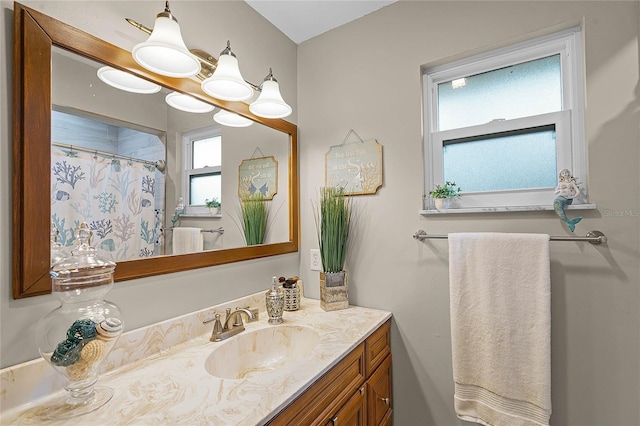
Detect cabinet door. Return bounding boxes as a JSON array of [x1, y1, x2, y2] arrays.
[[327, 386, 366, 426], [366, 354, 392, 426]]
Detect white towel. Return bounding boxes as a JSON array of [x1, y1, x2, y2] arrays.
[[448, 232, 551, 426], [172, 227, 203, 254]]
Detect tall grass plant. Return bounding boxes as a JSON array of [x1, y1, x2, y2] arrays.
[[241, 193, 268, 245], [314, 187, 352, 273]]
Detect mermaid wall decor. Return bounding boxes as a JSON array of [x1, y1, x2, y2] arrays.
[[553, 169, 583, 232]]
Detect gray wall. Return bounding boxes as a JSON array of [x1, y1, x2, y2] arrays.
[[0, 1, 298, 368], [297, 1, 639, 425]]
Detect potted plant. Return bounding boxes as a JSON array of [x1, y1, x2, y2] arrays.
[[240, 193, 268, 246], [205, 197, 221, 215], [314, 186, 352, 311], [429, 181, 461, 210]]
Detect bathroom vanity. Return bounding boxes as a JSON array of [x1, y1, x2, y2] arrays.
[[0, 293, 392, 425], [268, 319, 392, 425]]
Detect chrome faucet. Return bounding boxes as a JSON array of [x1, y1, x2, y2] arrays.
[[205, 307, 258, 342]]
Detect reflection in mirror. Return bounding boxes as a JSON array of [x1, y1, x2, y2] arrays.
[[13, 3, 298, 298], [170, 118, 290, 253], [50, 47, 290, 260], [52, 47, 167, 261], [51, 110, 166, 260]]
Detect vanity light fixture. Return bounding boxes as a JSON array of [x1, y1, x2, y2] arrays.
[[97, 66, 162, 94], [249, 68, 292, 119], [201, 41, 254, 102], [213, 110, 253, 127], [127, 4, 293, 122], [165, 92, 215, 113], [132, 1, 201, 78]]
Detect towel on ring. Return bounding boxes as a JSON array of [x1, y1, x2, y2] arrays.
[[172, 227, 203, 254], [448, 232, 551, 426]]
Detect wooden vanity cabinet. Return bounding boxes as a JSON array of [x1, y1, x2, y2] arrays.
[[268, 319, 392, 426]]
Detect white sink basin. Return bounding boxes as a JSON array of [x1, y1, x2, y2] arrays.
[[204, 325, 321, 379]]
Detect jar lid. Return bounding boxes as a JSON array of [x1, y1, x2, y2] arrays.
[[51, 222, 116, 279]]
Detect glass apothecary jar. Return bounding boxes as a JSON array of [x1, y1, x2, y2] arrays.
[[35, 222, 123, 419]]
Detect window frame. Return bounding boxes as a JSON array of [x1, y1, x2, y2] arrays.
[[422, 27, 587, 210], [182, 126, 222, 215]]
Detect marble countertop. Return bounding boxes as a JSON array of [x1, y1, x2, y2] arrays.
[[2, 297, 391, 425]]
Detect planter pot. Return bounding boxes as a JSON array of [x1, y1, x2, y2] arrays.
[[209, 206, 221, 215], [320, 271, 349, 311], [434, 198, 451, 210]]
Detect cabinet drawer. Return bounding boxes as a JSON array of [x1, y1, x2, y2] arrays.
[[268, 343, 365, 426], [365, 320, 391, 378]]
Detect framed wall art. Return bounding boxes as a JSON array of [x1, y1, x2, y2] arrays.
[[325, 130, 383, 195]]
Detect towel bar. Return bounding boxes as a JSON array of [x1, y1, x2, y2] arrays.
[[166, 227, 224, 234], [413, 230, 607, 244]]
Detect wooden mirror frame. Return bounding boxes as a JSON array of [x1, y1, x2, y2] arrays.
[[12, 3, 299, 298]]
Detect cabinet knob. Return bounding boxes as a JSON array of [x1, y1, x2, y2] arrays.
[[381, 397, 390, 405], [332, 416, 338, 425]]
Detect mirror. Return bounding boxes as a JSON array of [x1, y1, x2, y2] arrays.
[[13, 3, 299, 298], [51, 48, 291, 256]]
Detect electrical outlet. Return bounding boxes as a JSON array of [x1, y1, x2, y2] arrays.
[[310, 249, 321, 271]]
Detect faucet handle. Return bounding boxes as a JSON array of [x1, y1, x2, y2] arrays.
[[203, 313, 217, 324], [209, 313, 224, 342], [212, 314, 223, 334], [232, 310, 245, 327]]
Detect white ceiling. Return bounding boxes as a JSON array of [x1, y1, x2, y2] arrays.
[[245, 1, 397, 44]]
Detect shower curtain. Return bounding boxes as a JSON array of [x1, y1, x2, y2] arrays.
[[51, 147, 160, 261]]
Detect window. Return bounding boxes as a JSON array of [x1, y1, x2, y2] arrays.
[[182, 127, 222, 215], [423, 28, 586, 210]]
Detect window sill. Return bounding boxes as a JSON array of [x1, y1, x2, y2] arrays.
[[419, 203, 596, 215]]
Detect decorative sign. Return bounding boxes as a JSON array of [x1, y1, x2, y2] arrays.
[[325, 139, 383, 195], [238, 156, 278, 200]]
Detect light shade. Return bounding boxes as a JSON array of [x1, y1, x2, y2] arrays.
[[166, 92, 215, 113], [213, 110, 253, 127], [451, 78, 467, 89], [201, 43, 253, 101], [249, 70, 292, 119], [132, 5, 200, 78], [97, 66, 161, 94]]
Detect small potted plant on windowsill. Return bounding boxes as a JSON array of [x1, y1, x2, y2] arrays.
[[429, 181, 461, 211], [205, 198, 221, 215]]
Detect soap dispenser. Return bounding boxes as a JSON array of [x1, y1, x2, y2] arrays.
[[265, 276, 284, 324]]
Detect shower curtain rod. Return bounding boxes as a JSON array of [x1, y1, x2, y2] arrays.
[[413, 230, 607, 245], [52, 142, 166, 173]]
